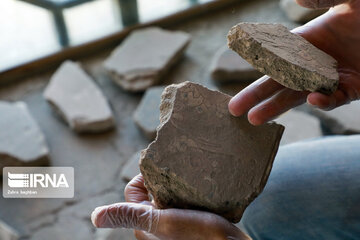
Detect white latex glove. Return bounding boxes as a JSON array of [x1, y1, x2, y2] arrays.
[[91, 174, 251, 240]]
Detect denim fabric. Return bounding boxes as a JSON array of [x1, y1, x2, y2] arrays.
[[240, 135, 360, 240]]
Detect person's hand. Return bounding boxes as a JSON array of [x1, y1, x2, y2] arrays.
[[91, 174, 251, 240], [228, 0, 360, 125]]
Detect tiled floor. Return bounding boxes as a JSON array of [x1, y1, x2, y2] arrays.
[[0, 0, 304, 239]]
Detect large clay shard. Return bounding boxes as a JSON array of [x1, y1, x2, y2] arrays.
[[44, 61, 114, 133], [210, 46, 262, 83], [227, 23, 339, 94], [280, 0, 327, 23], [0, 101, 49, 171], [140, 81, 284, 223], [104, 27, 191, 92], [133, 86, 165, 140]]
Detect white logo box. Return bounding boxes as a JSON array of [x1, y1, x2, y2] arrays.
[[3, 167, 74, 198]]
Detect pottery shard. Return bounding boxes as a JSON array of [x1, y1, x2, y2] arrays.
[[140, 81, 284, 223], [0, 220, 19, 240], [275, 110, 322, 145], [44, 61, 114, 133], [133, 86, 165, 140], [210, 46, 263, 83], [0, 102, 49, 172], [311, 100, 360, 134], [280, 0, 327, 23], [120, 150, 141, 182], [104, 27, 191, 92], [227, 23, 339, 94]]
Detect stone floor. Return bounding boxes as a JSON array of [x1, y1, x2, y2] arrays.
[[0, 0, 354, 239]]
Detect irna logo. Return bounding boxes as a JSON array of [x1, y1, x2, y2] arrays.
[[3, 167, 74, 198], [8, 172, 69, 188]]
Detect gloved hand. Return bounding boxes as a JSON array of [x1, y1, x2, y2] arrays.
[[229, 0, 360, 125], [91, 174, 251, 240]]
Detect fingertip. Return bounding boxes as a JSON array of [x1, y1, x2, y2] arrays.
[[91, 206, 107, 228], [247, 111, 263, 126], [228, 96, 243, 117], [307, 92, 330, 109]]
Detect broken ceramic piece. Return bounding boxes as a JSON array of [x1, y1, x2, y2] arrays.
[[0, 220, 19, 240], [133, 86, 165, 140], [140, 81, 284, 223], [227, 23, 339, 94], [44, 61, 114, 133], [311, 100, 360, 134], [120, 151, 141, 182], [210, 46, 262, 83], [95, 229, 136, 240], [104, 27, 191, 92], [0, 101, 49, 174], [280, 0, 327, 23], [275, 110, 322, 145]]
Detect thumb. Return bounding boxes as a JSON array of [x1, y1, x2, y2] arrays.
[[91, 202, 160, 233], [296, 0, 350, 8]]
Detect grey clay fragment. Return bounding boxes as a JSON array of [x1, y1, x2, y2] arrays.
[[133, 86, 165, 140], [275, 110, 322, 145], [44, 61, 114, 133], [227, 23, 339, 94], [311, 100, 360, 134], [0, 101, 49, 172], [210, 46, 262, 83], [140, 81, 284, 223], [280, 0, 327, 23], [120, 151, 141, 182], [0, 220, 19, 240], [104, 27, 191, 92]]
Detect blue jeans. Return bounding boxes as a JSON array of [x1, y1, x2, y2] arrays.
[[240, 135, 360, 240]]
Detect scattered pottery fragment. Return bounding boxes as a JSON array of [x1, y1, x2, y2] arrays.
[[140, 81, 284, 223], [275, 110, 322, 145], [104, 27, 191, 92], [280, 0, 327, 23], [133, 86, 165, 140], [311, 100, 360, 134], [120, 151, 141, 182], [227, 23, 339, 94], [44, 61, 114, 133], [0, 101, 49, 171], [95, 228, 136, 240], [210, 46, 262, 83], [0, 220, 19, 240]]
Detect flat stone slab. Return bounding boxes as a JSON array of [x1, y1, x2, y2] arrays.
[[133, 86, 165, 140], [0, 220, 19, 240], [280, 0, 327, 23], [44, 61, 114, 133], [120, 151, 141, 182], [311, 100, 360, 134], [275, 110, 322, 145], [104, 27, 191, 92], [140, 81, 284, 223], [227, 23, 339, 94], [0, 101, 49, 171], [210, 46, 262, 83]]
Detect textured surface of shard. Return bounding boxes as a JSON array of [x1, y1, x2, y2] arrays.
[[140, 81, 284, 222], [228, 23, 339, 94]]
